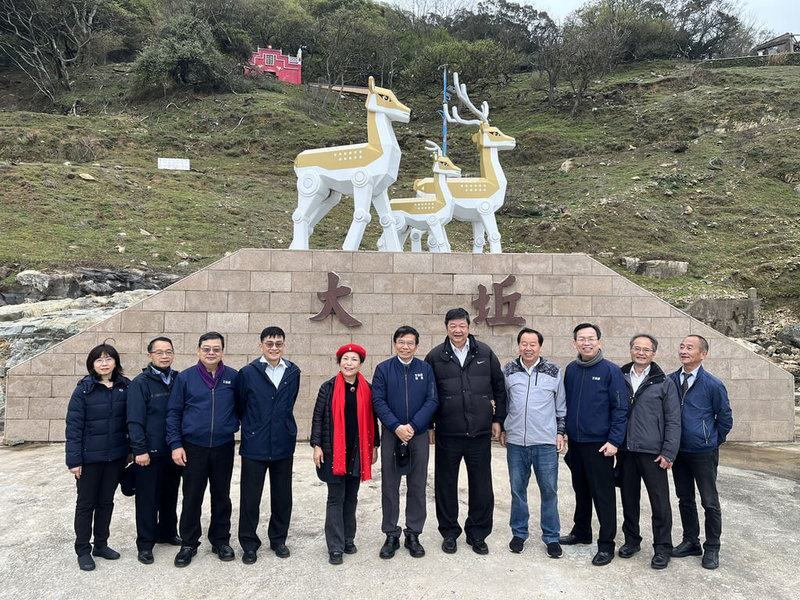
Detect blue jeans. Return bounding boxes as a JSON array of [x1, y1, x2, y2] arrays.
[[506, 443, 560, 543]]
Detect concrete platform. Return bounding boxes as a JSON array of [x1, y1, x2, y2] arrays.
[[1, 442, 797, 600]]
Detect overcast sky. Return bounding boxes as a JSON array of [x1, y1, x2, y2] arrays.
[[537, 0, 799, 37]]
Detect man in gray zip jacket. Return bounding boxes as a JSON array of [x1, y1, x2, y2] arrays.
[[500, 328, 566, 559], [618, 334, 681, 570]]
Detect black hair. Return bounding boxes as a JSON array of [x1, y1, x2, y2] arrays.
[[629, 334, 658, 352], [445, 307, 470, 326], [684, 334, 709, 353], [198, 331, 225, 349], [86, 342, 123, 381], [147, 336, 174, 353], [573, 322, 601, 340], [517, 327, 544, 345], [393, 325, 419, 344], [260, 326, 286, 342]]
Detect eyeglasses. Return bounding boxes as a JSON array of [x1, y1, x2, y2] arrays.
[[200, 347, 222, 355], [576, 337, 598, 344], [261, 341, 284, 348], [395, 340, 417, 347], [93, 357, 115, 363], [150, 350, 174, 356], [632, 346, 654, 354]]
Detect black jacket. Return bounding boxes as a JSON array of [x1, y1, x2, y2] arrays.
[[425, 335, 507, 437], [620, 361, 682, 462], [309, 376, 380, 456], [127, 366, 178, 457]]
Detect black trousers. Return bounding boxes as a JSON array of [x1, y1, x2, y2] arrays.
[[672, 448, 722, 550], [619, 450, 673, 554], [565, 440, 617, 552], [73, 458, 126, 556], [434, 434, 493, 541], [238, 455, 293, 552], [179, 440, 235, 549], [134, 455, 182, 551], [324, 475, 360, 553]]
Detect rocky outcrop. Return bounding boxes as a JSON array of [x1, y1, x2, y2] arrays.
[[620, 257, 689, 279], [777, 325, 800, 349]]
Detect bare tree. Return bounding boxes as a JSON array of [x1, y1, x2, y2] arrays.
[[533, 18, 566, 107]]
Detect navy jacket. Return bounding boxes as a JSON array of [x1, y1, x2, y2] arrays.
[[235, 358, 301, 462], [670, 365, 733, 453], [65, 375, 130, 468], [127, 365, 178, 457], [564, 357, 627, 446], [166, 363, 239, 449], [425, 335, 507, 437], [371, 356, 439, 436]]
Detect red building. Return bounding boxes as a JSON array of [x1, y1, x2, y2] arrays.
[[247, 46, 302, 84]]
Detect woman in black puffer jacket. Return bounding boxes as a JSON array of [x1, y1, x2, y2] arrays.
[[65, 342, 130, 571]]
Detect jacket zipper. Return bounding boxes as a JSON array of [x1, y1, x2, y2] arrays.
[[209, 381, 217, 447], [575, 368, 585, 442]]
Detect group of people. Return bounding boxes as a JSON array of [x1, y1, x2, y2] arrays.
[[64, 308, 732, 573]]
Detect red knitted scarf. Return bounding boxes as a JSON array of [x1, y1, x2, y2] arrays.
[[331, 372, 374, 481]]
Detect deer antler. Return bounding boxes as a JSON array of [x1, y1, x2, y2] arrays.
[[445, 103, 482, 126], [424, 139, 443, 157], [452, 72, 489, 123]]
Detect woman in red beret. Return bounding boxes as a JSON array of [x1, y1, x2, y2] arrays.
[[310, 344, 380, 565]]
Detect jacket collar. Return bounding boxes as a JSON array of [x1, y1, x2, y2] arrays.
[[622, 361, 666, 381]]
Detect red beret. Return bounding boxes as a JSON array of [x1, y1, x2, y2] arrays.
[[336, 344, 366, 362]]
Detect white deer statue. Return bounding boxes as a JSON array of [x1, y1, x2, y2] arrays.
[[289, 77, 409, 251], [377, 140, 461, 252], [413, 72, 515, 253]]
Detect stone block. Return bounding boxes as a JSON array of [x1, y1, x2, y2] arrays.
[[251, 271, 292, 292], [513, 254, 553, 275], [4, 419, 50, 442], [56, 333, 99, 354], [411, 273, 451, 295], [29, 353, 76, 376], [394, 253, 432, 274], [7, 361, 30, 375], [7, 376, 53, 398], [649, 318, 693, 340], [90, 314, 121, 333], [631, 296, 673, 317], [573, 276, 614, 296], [185, 291, 228, 312], [164, 312, 208, 334], [4, 396, 29, 419], [49, 421, 66, 442], [270, 250, 313, 272], [206, 312, 250, 333], [121, 311, 165, 333], [142, 291, 186, 312], [553, 254, 593, 275], [433, 253, 473, 274], [393, 294, 432, 315], [290, 313, 331, 334], [341, 272, 374, 294], [29, 396, 69, 420], [750, 420, 792, 442], [612, 277, 651, 297], [227, 291, 270, 313], [271, 292, 314, 314], [354, 252, 394, 273], [551, 296, 592, 317], [52, 375, 80, 397], [290, 271, 328, 293], [207, 255, 231, 270], [590, 260, 617, 276], [453, 274, 487, 295], [374, 273, 412, 294], [208, 270, 250, 291], [591, 296, 632, 317], [312, 251, 353, 273], [332, 315, 372, 335], [169, 270, 209, 291], [534, 275, 572, 296], [507, 275, 533, 297], [225, 333, 256, 356], [432, 294, 473, 315], [229, 249, 271, 271], [517, 295, 552, 320], [472, 254, 514, 274], [353, 293, 393, 314]]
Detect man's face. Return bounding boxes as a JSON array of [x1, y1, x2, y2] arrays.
[[148, 340, 174, 369], [446, 318, 470, 349], [394, 334, 417, 361], [630, 336, 655, 369], [518, 332, 541, 367], [573, 326, 601, 361], [679, 336, 707, 371], [259, 336, 285, 366], [197, 337, 224, 371]]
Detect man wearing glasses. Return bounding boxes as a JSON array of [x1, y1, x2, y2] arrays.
[[560, 323, 627, 566], [127, 337, 183, 564], [234, 326, 301, 564], [167, 332, 239, 567]]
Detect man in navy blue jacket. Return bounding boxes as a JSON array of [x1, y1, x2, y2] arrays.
[[669, 334, 733, 570], [127, 337, 182, 565], [560, 323, 627, 567], [166, 332, 239, 568], [372, 325, 438, 559], [235, 326, 301, 565]]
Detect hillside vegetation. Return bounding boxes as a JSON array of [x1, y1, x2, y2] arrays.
[[1, 58, 799, 311]]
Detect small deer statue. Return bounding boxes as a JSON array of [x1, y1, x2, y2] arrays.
[[289, 77, 410, 251]]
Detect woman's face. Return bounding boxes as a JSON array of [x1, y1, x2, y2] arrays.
[[338, 351, 362, 379], [93, 352, 116, 379]]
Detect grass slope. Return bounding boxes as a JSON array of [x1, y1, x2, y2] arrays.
[[1, 61, 798, 310]]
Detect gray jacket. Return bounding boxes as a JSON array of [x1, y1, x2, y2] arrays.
[[620, 361, 681, 462], [502, 357, 566, 446]]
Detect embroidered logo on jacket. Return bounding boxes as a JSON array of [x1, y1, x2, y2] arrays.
[[414, 373, 424, 380]]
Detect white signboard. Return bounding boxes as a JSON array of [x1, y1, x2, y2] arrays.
[[157, 158, 190, 171]]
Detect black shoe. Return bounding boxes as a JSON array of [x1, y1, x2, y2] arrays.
[[672, 540, 702, 557], [702, 548, 719, 570], [441, 537, 457, 554], [509, 536, 525, 554], [242, 550, 257, 565], [618, 543, 641, 558], [404, 534, 425, 558], [559, 534, 592, 545], [466, 537, 489, 555], [137, 550, 154, 565], [652, 553, 670, 569], [212, 544, 235, 561], [271, 543, 290, 558], [174, 546, 197, 568], [329, 551, 343, 565], [77, 554, 95, 571], [380, 535, 400, 559], [158, 535, 183, 546], [92, 546, 120, 560], [343, 541, 357, 554], [592, 551, 614, 566], [546, 542, 563, 558]]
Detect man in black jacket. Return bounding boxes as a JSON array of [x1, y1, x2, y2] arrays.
[[425, 308, 507, 555], [127, 337, 182, 565], [618, 334, 681, 569]]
